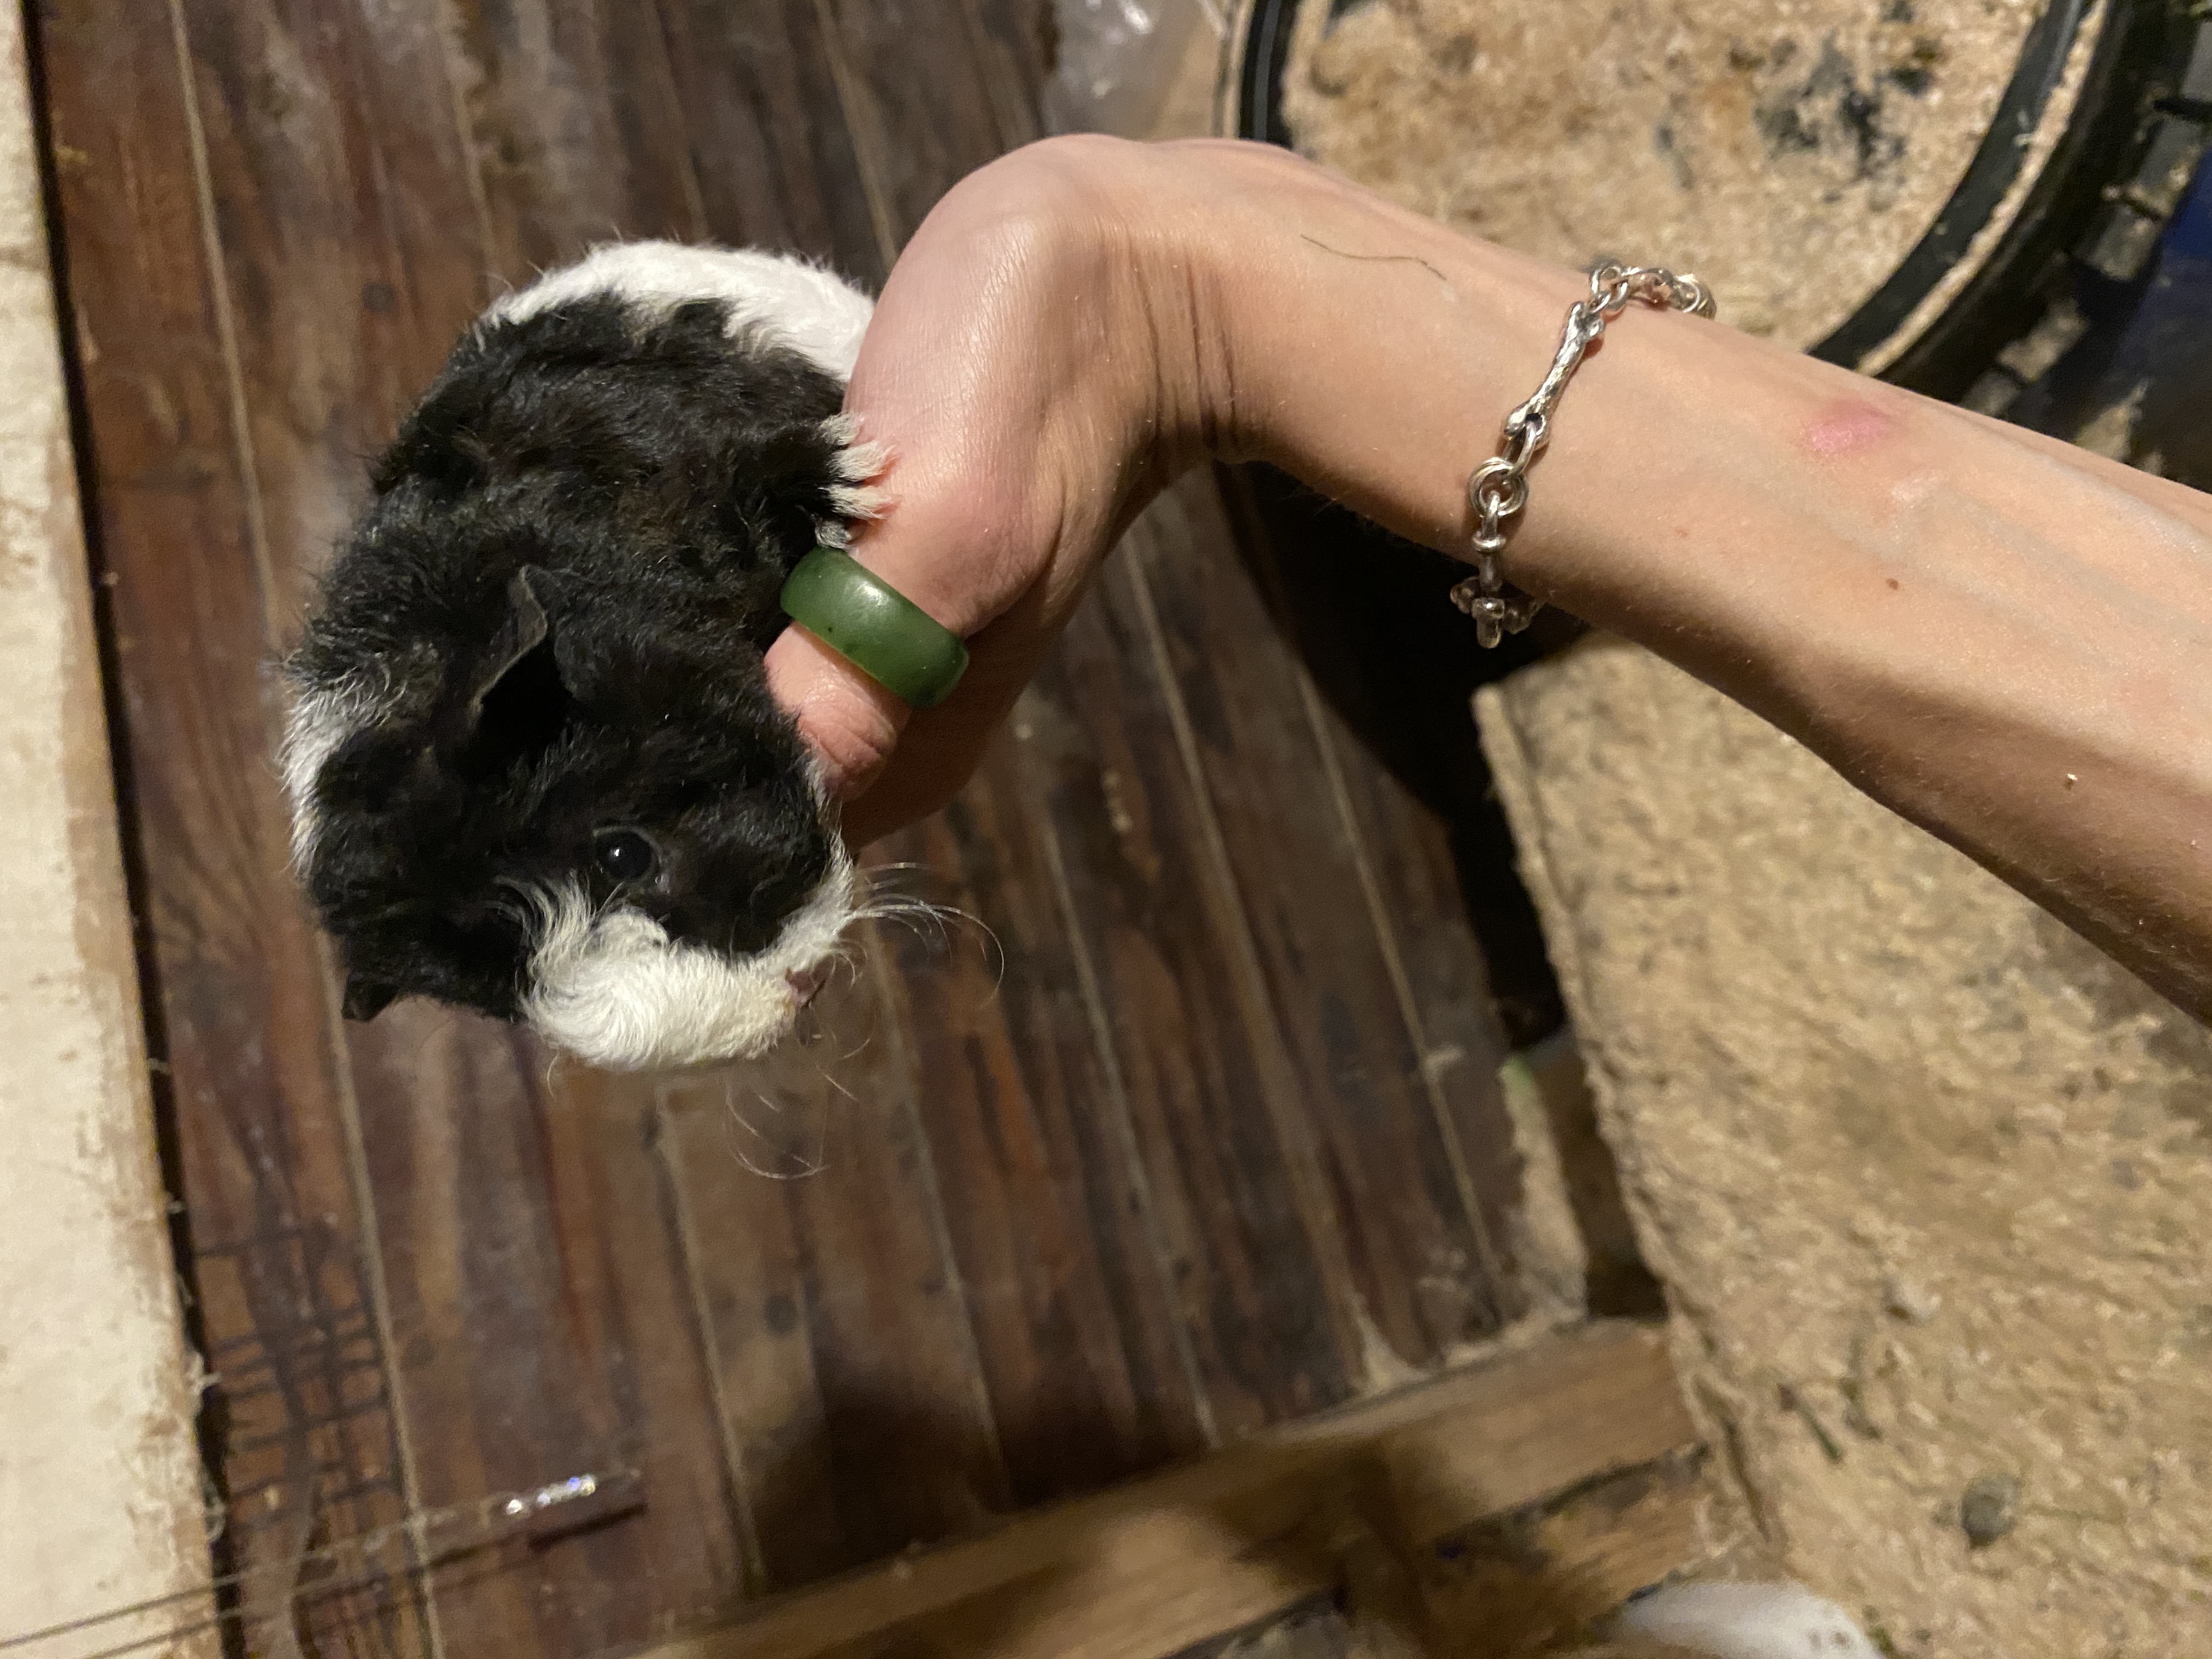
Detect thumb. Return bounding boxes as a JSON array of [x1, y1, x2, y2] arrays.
[[763, 618, 912, 802], [765, 400, 1041, 806]]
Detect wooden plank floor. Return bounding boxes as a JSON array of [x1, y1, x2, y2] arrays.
[[640, 1322, 1705, 1659], [32, 3, 1551, 1654]]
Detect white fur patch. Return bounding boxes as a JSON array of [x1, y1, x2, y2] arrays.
[[1615, 1582, 1880, 1659], [488, 241, 874, 381], [520, 838, 857, 1071], [278, 671, 392, 870]]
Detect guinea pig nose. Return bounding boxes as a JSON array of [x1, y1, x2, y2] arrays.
[[785, 968, 825, 1008]]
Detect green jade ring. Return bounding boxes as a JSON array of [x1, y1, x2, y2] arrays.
[[780, 546, 969, 710]]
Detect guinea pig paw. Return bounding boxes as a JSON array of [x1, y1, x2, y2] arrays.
[[819, 411, 891, 530]]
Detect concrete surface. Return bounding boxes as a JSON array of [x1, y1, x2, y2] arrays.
[[0, 7, 215, 1655], [1479, 640, 2212, 1659]]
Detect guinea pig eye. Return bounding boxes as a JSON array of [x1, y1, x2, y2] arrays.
[[592, 829, 657, 884]]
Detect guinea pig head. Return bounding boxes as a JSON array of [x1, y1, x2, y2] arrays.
[[283, 562, 851, 1070]]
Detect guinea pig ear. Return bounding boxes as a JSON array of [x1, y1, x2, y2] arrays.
[[470, 568, 552, 713], [342, 972, 399, 1022], [460, 567, 574, 771]]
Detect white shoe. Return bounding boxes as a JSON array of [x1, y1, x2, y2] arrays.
[[1612, 1582, 1881, 1659]]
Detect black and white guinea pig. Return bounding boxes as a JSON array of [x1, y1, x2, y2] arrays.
[[279, 244, 886, 1071]]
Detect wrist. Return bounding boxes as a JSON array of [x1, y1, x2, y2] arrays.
[[1189, 152, 1594, 558]]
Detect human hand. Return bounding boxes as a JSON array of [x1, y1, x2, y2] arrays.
[[763, 136, 1316, 845]]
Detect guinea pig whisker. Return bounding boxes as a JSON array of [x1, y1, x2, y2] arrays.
[[851, 891, 956, 939], [785, 969, 875, 1066], [811, 1060, 860, 1105], [716, 1077, 825, 1181], [852, 893, 1005, 995]]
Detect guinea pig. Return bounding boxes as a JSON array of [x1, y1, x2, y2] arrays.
[[279, 243, 886, 1071]]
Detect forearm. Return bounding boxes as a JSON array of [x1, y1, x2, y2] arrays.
[[800, 134, 2212, 1003], [1184, 146, 2212, 1011]]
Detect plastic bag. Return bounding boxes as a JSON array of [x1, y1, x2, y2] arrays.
[[1044, 0, 1223, 139]]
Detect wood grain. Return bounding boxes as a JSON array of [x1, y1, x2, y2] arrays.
[[345, 1010, 744, 1653], [443, 0, 706, 271], [635, 1323, 1697, 1659], [650, 0, 888, 281], [1214, 466, 1660, 1317], [1127, 475, 1520, 1368], [1005, 471, 1539, 1430], [811, 0, 1025, 247], [1212, 469, 1577, 1051], [1417, 1450, 1712, 1656], [864, 785, 1218, 1506], [659, 995, 1014, 1593], [1017, 564, 1362, 1433]]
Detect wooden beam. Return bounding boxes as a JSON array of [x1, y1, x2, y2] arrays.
[[635, 1322, 1698, 1659]]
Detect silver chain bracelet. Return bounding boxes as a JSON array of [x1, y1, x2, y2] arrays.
[[1451, 262, 1717, 647]]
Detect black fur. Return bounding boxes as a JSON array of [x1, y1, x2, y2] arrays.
[[290, 293, 849, 1023]]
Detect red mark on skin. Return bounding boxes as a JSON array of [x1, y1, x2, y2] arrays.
[[1803, 398, 1897, 460]]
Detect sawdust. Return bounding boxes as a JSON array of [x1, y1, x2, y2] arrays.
[[1478, 640, 2212, 1659], [1853, 2, 2106, 375], [1282, 0, 2073, 352]]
